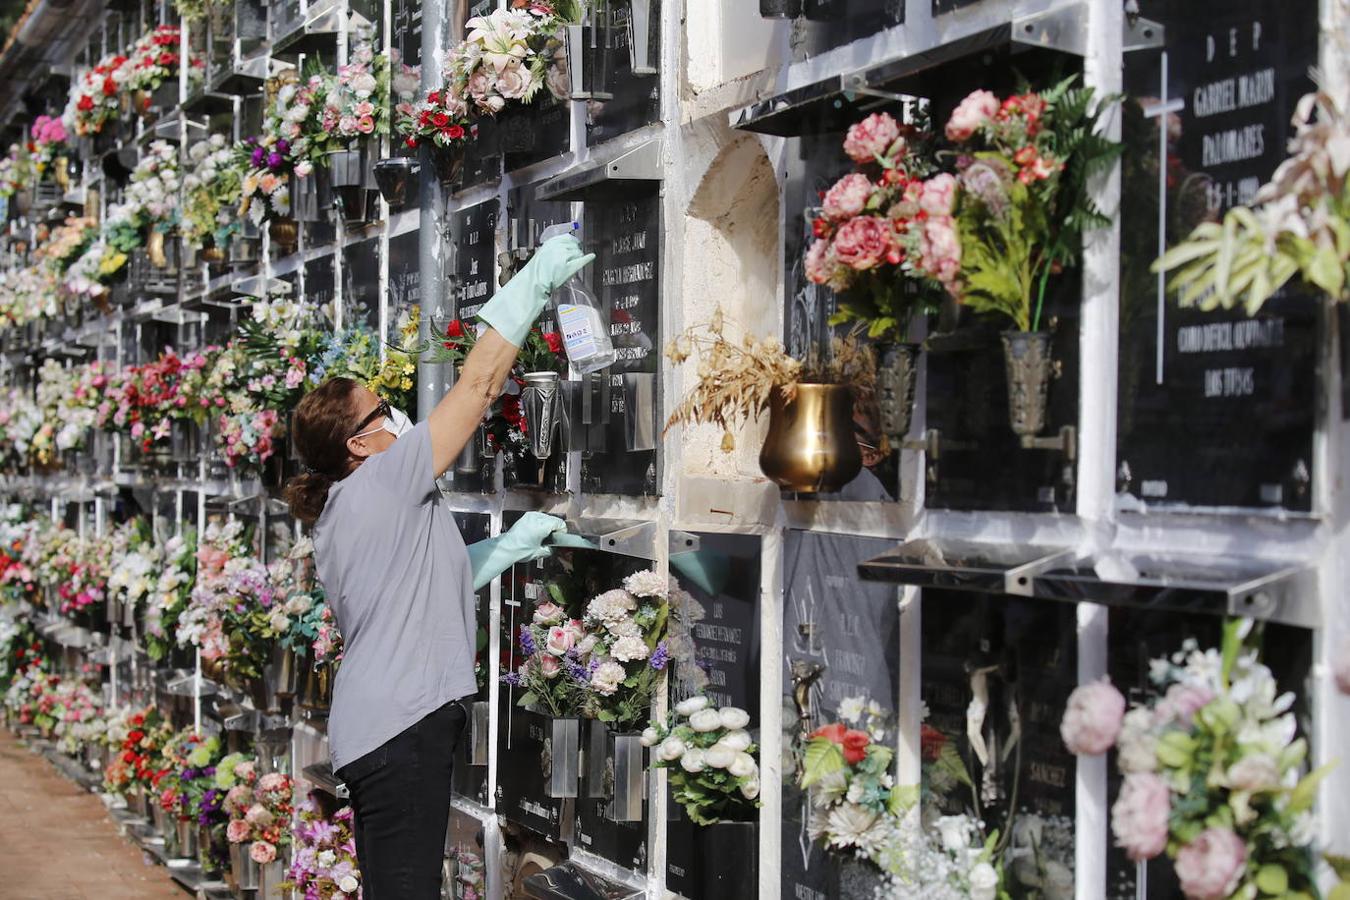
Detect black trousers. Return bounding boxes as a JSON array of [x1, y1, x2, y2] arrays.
[[336, 699, 469, 900]]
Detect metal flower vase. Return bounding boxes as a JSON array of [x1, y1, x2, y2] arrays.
[[1001, 331, 1054, 437], [373, 157, 418, 208], [758, 384, 862, 492], [259, 858, 287, 899], [875, 343, 921, 442], [230, 841, 262, 890], [607, 731, 645, 822], [268, 216, 299, 252], [326, 143, 376, 225], [699, 821, 759, 896], [540, 714, 581, 799], [174, 818, 198, 859], [521, 372, 562, 460]]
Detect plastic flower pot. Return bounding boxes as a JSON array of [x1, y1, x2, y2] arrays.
[[1001, 330, 1054, 437], [372, 156, 418, 208], [874, 342, 921, 442]]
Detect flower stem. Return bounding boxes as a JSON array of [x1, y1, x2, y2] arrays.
[[1031, 260, 1054, 333]]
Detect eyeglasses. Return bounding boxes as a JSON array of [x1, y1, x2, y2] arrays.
[[350, 399, 391, 440]]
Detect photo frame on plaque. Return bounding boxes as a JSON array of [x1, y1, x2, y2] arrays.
[[1116, 0, 1319, 513]]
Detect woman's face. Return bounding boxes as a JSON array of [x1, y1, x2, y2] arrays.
[[345, 385, 398, 461]]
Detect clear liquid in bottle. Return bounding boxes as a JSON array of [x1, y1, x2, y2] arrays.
[[539, 222, 616, 375]]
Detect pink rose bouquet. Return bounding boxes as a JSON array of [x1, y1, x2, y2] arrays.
[[222, 757, 294, 862], [1061, 620, 1328, 899], [443, 3, 581, 117], [803, 111, 952, 339]]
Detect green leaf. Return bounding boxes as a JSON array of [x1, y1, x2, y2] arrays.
[[889, 783, 918, 815], [517, 691, 538, 709], [1256, 864, 1288, 895], [1329, 885, 1350, 900], [799, 738, 845, 789], [1307, 246, 1346, 296], [1324, 853, 1350, 882], [1289, 762, 1336, 814]]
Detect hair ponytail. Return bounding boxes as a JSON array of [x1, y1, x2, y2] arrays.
[[284, 377, 360, 527]]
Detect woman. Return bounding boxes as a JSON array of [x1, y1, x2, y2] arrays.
[[283, 233, 593, 898]]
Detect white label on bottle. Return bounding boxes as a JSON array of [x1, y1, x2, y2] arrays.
[[556, 303, 599, 360]]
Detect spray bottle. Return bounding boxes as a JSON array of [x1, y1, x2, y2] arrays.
[[537, 221, 616, 375]]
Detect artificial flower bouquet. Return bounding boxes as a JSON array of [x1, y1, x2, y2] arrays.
[[804, 111, 950, 339], [176, 518, 254, 662], [145, 530, 197, 662], [443, 1, 581, 117], [106, 517, 161, 618], [103, 705, 171, 797], [64, 52, 133, 137], [397, 87, 472, 151], [222, 763, 295, 866], [283, 797, 363, 898], [643, 695, 760, 825], [799, 696, 1005, 898], [182, 135, 242, 251], [125, 25, 203, 104], [29, 114, 69, 173], [0, 143, 35, 199], [313, 307, 421, 414], [1061, 620, 1330, 900], [503, 569, 697, 730], [159, 729, 224, 824], [2, 666, 58, 732], [320, 33, 393, 149]]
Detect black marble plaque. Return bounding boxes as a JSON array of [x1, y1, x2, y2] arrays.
[[1117, 0, 1319, 512], [388, 229, 420, 320], [780, 531, 900, 900], [452, 512, 491, 805], [392, 0, 422, 69], [578, 194, 660, 496], [343, 237, 381, 332], [301, 255, 335, 327], [794, 0, 902, 60], [921, 589, 1077, 897], [585, 1, 660, 147], [671, 533, 761, 715], [498, 93, 571, 174], [446, 199, 498, 323]]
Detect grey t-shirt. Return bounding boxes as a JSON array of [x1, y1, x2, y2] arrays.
[[313, 421, 476, 772]]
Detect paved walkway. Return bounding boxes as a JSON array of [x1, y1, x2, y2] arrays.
[[0, 729, 184, 899]]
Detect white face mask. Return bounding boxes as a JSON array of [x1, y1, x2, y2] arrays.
[[384, 405, 413, 438], [353, 404, 413, 441]]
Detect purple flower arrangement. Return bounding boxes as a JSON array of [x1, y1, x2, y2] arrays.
[[283, 796, 363, 899]]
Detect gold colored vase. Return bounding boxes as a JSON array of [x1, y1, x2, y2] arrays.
[[268, 217, 299, 251], [147, 230, 167, 268], [758, 383, 862, 493]]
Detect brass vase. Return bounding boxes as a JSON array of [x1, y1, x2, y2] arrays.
[[200, 241, 226, 265], [147, 230, 168, 268], [758, 383, 862, 492], [268, 216, 299, 251], [1001, 331, 1053, 437]]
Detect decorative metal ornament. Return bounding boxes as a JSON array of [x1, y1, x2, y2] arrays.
[[1001, 331, 1054, 437], [758, 383, 862, 492], [521, 371, 562, 460], [874, 342, 921, 442]]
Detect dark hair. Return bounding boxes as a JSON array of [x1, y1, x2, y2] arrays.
[[283, 377, 360, 527]]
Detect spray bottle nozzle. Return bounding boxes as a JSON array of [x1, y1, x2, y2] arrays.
[[537, 221, 581, 243]]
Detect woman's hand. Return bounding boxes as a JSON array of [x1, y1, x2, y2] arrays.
[[476, 234, 595, 347]]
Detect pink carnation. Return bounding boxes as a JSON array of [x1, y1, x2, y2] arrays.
[[821, 173, 874, 222], [842, 112, 901, 164], [804, 238, 840, 287], [257, 772, 289, 792], [919, 173, 958, 216], [1060, 678, 1125, 755], [919, 216, 961, 285], [832, 216, 896, 272], [946, 89, 999, 142], [1174, 828, 1246, 900], [249, 840, 277, 864], [226, 818, 251, 843], [1111, 772, 1170, 861]]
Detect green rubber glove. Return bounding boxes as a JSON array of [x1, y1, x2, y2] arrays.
[[477, 235, 595, 347], [466, 511, 568, 590]]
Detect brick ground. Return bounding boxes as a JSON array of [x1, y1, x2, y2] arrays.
[[0, 728, 184, 899]]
